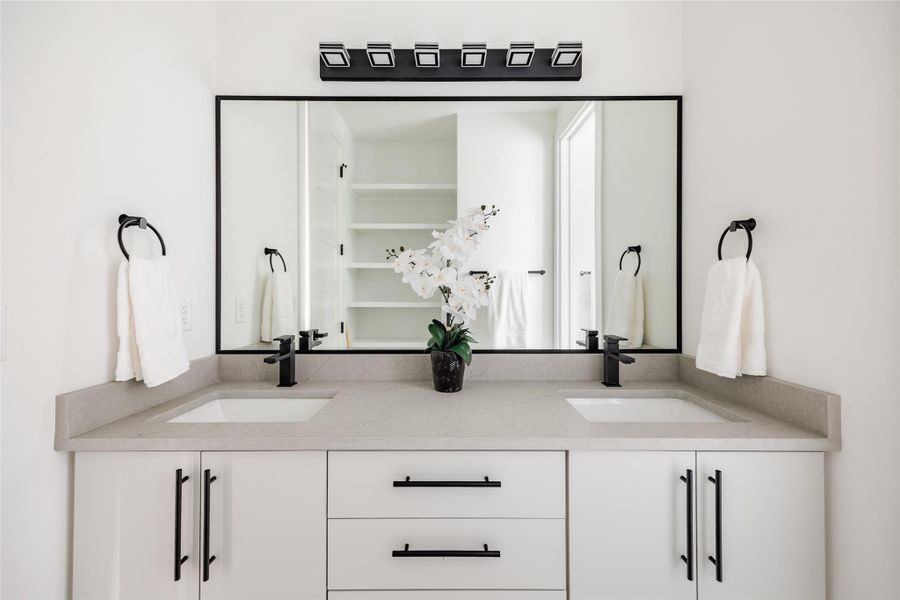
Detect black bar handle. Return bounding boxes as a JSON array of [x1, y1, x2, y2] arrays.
[[393, 475, 501, 488], [708, 469, 723, 582], [203, 469, 217, 582], [679, 469, 694, 582], [392, 543, 500, 558], [174, 470, 190, 582]]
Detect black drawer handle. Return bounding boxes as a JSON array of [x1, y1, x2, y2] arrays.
[[708, 470, 723, 582], [203, 469, 217, 582], [392, 543, 500, 558], [174, 469, 190, 582], [679, 469, 694, 582], [393, 476, 501, 488]]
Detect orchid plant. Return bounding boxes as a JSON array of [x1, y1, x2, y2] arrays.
[[386, 205, 500, 364]]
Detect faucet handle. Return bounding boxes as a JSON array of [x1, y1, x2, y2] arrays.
[[300, 329, 328, 340], [603, 334, 628, 344], [274, 334, 295, 343], [581, 329, 599, 336]]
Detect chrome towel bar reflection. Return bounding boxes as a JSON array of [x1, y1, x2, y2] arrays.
[[392, 543, 501, 558], [469, 270, 545, 276]]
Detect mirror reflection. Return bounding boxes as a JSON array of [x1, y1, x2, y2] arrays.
[[219, 99, 678, 351]]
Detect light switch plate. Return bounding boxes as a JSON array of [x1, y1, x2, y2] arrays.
[[235, 296, 247, 324], [179, 298, 192, 332]]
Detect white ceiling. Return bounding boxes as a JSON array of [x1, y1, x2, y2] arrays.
[[332, 100, 571, 142]]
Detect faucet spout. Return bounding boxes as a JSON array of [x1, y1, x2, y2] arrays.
[[265, 335, 297, 387], [601, 334, 635, 387]]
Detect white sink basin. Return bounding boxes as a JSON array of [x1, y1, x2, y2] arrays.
[[566, 396, 728, 423], [168, 397, 330, 423]]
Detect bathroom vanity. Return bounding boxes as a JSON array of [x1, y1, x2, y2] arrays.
[[58, 354, 838, 600]]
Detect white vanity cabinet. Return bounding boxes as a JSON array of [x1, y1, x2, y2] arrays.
[[569, 451, 825, 600], [73, 451, 326, 600]]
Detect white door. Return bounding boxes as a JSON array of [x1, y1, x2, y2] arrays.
[[696, 452, 825, 600], [569, 451, 696, 600], [306, 107, 344, 348], [73, 452, 200, 600], [200, 451, 327, 600]]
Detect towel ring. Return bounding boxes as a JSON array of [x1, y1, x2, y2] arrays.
[[618, 245, 642, 276], [117, 214, 166, 260], [264, 247, 287, 273], [717, 218, 756, 260]]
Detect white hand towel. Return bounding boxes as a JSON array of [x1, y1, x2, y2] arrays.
[[127, 256, 189, 387], [487, 269, 528, 349], [115, 259, 142, 382], [606, 271, 644, 348], [696, 257, 766, 378], [260, 270, 295, 342]]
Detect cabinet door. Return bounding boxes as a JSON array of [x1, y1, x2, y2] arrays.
[[697, 452, 824, 600], [569, 451, 696, 600], [200, 451, 326, 600], [73, 451, 200, 600]]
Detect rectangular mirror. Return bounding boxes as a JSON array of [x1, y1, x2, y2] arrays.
[[217, 97, 680, 353]]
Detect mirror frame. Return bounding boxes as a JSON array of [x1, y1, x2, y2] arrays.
[[215, 95, 682, 355]]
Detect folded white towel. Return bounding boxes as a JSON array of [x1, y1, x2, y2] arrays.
[[606, 271, 644, 348], [260, 270, 295, 342], [696, 257, 766, 378], [487, 269, 528, 349], [127, 256, 189, 387], [115, 259, 142, 382]]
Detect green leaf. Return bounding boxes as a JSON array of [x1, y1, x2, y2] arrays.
[[428, 323, 446, 349], [449, 342, 472, 366]]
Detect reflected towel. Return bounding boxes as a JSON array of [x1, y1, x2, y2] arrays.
[[606, 271, 644, 348], [127, 256, 189, 387], [261, 270, 295, 342], [696, 257, 766, 378], [487, 269, 528, 349]]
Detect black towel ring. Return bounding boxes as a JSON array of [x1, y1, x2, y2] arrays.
[[618, 245, 642, 276], [264, 247, 287, 273], [717, 218, 756, 260], [117, 214, 166, 260]]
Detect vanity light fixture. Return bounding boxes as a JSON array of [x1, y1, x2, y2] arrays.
[[319, 42, 351, 68], [366, 42, 395, 68], [461, 43, 487, 68], [506, 42, 535, 67], [551, 41, 583, 67], [414, 43, 440, 68]]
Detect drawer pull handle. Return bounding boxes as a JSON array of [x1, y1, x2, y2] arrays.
[[679, 469, 694, 582], [203, 469, 217, 582], [393, 475, 501, 488], [174, 469, 190, 582], [708, 470, 723, 583], [392, 543, 501, 558]]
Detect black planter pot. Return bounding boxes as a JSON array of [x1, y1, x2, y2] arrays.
[[430, 350, 466, 393]]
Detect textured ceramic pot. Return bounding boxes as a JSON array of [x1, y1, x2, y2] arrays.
[[430, 350, 466, 393]]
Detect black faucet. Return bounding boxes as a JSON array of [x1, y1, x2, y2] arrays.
[[602, 334, 635, 387], [576, 329, 600, 350], [298, 329, 328, 352], [264, 335, 297, 387]]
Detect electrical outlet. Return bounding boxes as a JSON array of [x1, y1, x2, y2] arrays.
[[179, 298, 192, 332], [235, 296, 247, 324]]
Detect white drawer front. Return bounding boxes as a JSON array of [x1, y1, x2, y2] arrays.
[[328, 518, 566, 590], [329, 593, 566, 599], [328, 451, 565, 518]]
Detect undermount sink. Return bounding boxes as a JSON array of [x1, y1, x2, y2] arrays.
[[566, 395, 729, 423], [168, 394, 333, 423]]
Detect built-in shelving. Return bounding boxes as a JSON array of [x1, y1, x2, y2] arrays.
[[350, 183, 457, 198], [347, 301, 442, 309], [348, 222, 448, 231]]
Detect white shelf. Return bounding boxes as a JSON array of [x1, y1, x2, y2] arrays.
[[350, 339, 428, 350], [350, 183, 456, 199], [347, 301, 441, 308], [348, 262, 394, 270], [348, 223, 447, 231]]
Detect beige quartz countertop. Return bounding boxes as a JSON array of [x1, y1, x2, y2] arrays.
[[58, 378, 835, 452]]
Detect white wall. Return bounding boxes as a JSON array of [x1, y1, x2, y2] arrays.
[[457, 110, 556, 347], [683, 3, 900, 598], [0, 2, 216, 598], [219, 101, 299, 350], [600, 100, 678, 348]]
